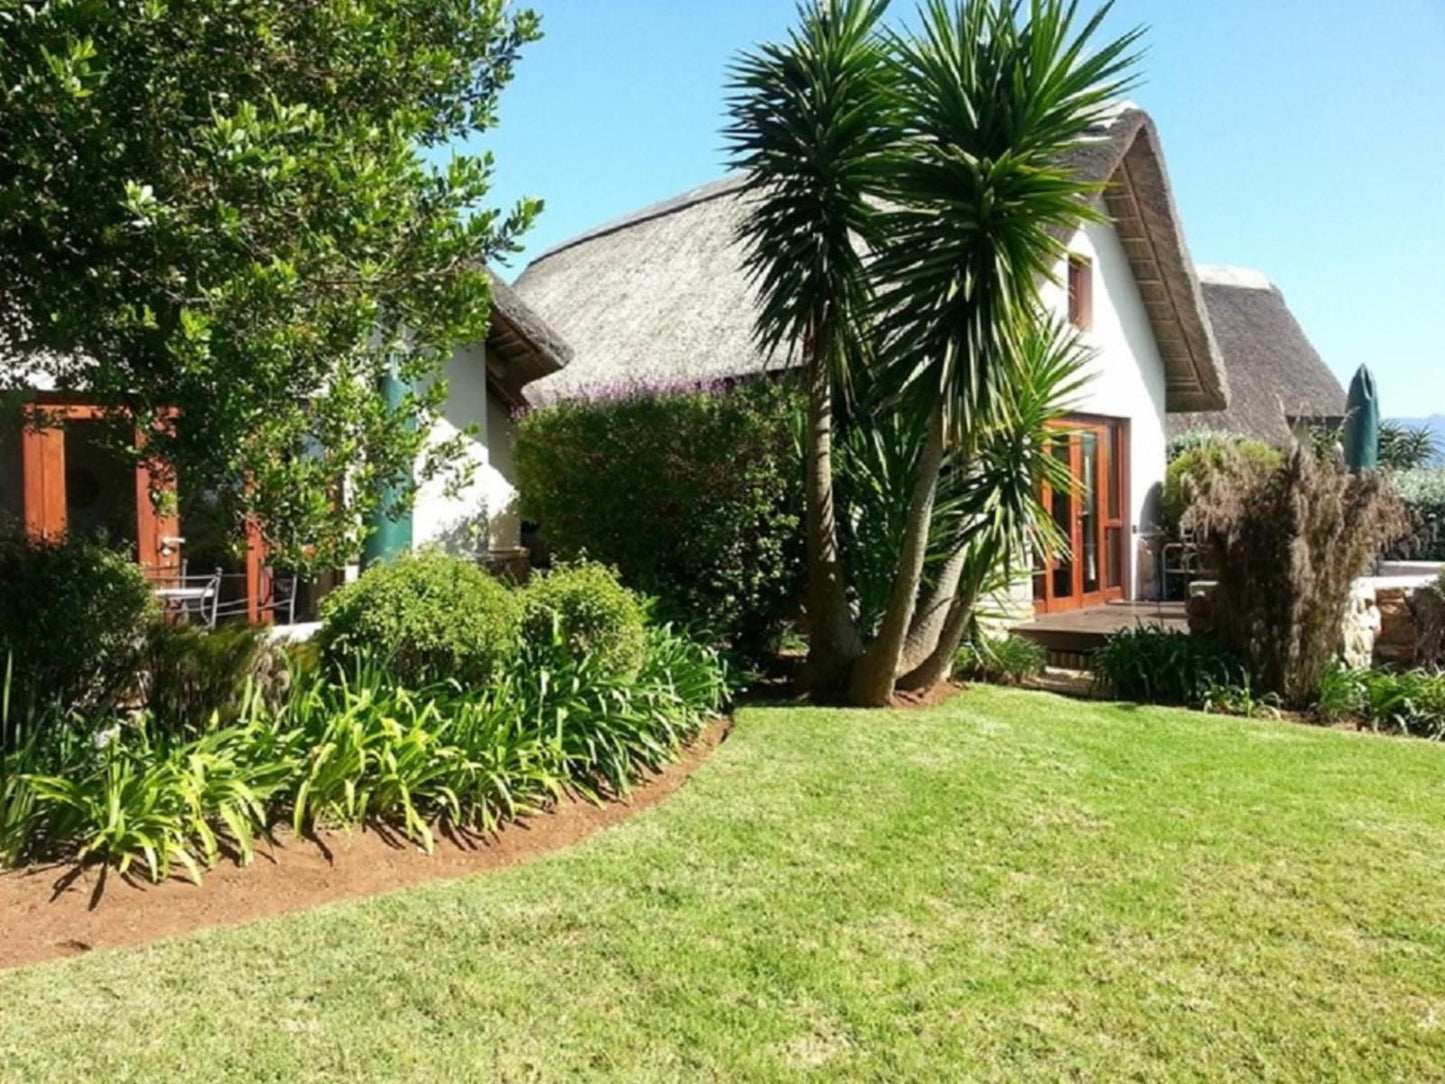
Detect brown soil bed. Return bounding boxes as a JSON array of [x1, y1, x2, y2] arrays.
[[0, 718, 731, 972]]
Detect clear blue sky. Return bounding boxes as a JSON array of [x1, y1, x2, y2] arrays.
[[455, 0, 1445, 419]]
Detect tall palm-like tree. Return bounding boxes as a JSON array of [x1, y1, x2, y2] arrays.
[[848, 0, 1142, 704], [895, 318, 1091, 691], [725, 0, 897, 695], [729, 0, 1141, 705]]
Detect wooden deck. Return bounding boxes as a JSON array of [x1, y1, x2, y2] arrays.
[[1013, 600, 1187, 657]]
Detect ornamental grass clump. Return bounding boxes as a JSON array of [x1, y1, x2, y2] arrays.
[[1187, 445, 1408, 705]]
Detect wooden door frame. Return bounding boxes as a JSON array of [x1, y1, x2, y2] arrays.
[[1034, 414, 1129, 615]]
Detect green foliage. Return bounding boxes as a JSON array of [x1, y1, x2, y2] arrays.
[[1391, 469, 1445, 560], [837, 319, 1085, 641], [318, 551, 521, 687], [4, 707, 294, 881], [954, 636, 1047, 687], [142, 623, 282, 732], [515, 382, 803, 655], [0, 533, 157, 714], [1, 612, 729, 878], [1379, 421, 1440, 471], [1092, 626, 1247, 706], [1196, 678, 1282, 720], [869, 1, 1142, 435], [520, 561, 647, 681], [1167, 429, 1243, 462], [1162, 436, 1284, 530], [0, 1, 542, 570], [723, 0, 894, 379], [1313, 665, 1445, 740]]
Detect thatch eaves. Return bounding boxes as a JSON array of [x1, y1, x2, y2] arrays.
[[515, 106, 1228, 411], [1169, 266, 1346, 446], [483, 270, 573, 407]]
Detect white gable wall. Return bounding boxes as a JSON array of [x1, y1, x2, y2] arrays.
[[411, 342, 522, 556], [1036, 214, 1170, 601]]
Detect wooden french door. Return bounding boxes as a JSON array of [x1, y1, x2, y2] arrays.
[[1033, 416, 1128, 614], [20, 401, 181, 574]]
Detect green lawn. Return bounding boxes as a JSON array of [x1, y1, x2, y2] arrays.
[[2, 688, 1444, 1081]]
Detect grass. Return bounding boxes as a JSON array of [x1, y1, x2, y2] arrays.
[[1, 687, 1443, 1081]]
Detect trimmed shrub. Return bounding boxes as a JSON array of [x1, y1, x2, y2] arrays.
[[317, 551, 520, 686], [515, 381, 803, 655], [1391, 469, 1445, 560], [520, 560, 647, 680], [1162, 435, 1283, 530], [0, 532, 157, 715], [1092, 625, 1246, 705], [955, 635, 1046, 686]]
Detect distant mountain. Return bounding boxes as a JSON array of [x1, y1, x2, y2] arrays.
[[1391, 415, 1445, 466]]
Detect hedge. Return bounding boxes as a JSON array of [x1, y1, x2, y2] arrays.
[[515, 381, 803, 655]]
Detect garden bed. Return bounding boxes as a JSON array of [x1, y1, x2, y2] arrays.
[[0, 717, 729, 970]]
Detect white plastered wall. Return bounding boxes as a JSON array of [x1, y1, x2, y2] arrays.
[[411, 342, 523, 556], [995, 212, 1172, 625]]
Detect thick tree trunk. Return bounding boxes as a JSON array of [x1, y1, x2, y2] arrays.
[[801, 339, 859, 698], [895, 542, 969, 677], [848, 404, 946, 705], [895, 559, 988, 692]]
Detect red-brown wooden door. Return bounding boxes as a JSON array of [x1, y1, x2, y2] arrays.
[[20, 402, 180, 573], [1033, 417, 1127, 614]]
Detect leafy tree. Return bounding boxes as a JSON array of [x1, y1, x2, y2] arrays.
[[0, 1, 541, 570], [727, 0, 1140, 704]]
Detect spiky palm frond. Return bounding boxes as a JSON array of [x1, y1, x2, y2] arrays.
[[723, 0, 896, 385], [1380, 421, 1441, 471], [838, 316, 1088, 632], [953, 315, 1093, 570], [873, 0, 1142, 441]]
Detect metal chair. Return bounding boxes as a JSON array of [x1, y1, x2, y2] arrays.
[[211, 570, 300, 625], [147, 564, 222, 629], [1159, 527, 1203, 600]]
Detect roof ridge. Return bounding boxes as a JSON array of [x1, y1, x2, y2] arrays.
[[1196, 264, 1276, 292], [526, 173, 749, 268]]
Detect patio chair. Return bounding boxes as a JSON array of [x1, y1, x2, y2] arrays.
[[211, 570, 300, 625], [146, 565, 222, 629], [1159, 527, 1203, 600]]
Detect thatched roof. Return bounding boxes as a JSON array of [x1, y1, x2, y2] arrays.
[[483, 271, 573, 406], [515, 106, 1228, 411], [1168, 266, 1345, 446]]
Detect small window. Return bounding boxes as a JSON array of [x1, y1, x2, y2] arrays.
[[1067, 255, 1093, 331]]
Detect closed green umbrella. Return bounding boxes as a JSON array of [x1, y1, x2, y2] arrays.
[[361, 366, 415, 568], [1342, 364, 1379, 472]]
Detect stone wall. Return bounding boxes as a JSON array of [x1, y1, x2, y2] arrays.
[[1190, 570, 1443, 670]]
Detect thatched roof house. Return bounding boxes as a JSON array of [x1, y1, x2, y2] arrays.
[[512, 103, 1344, 611], [516, 106, 1228, 413], [1169, 266, 1345, 445]]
